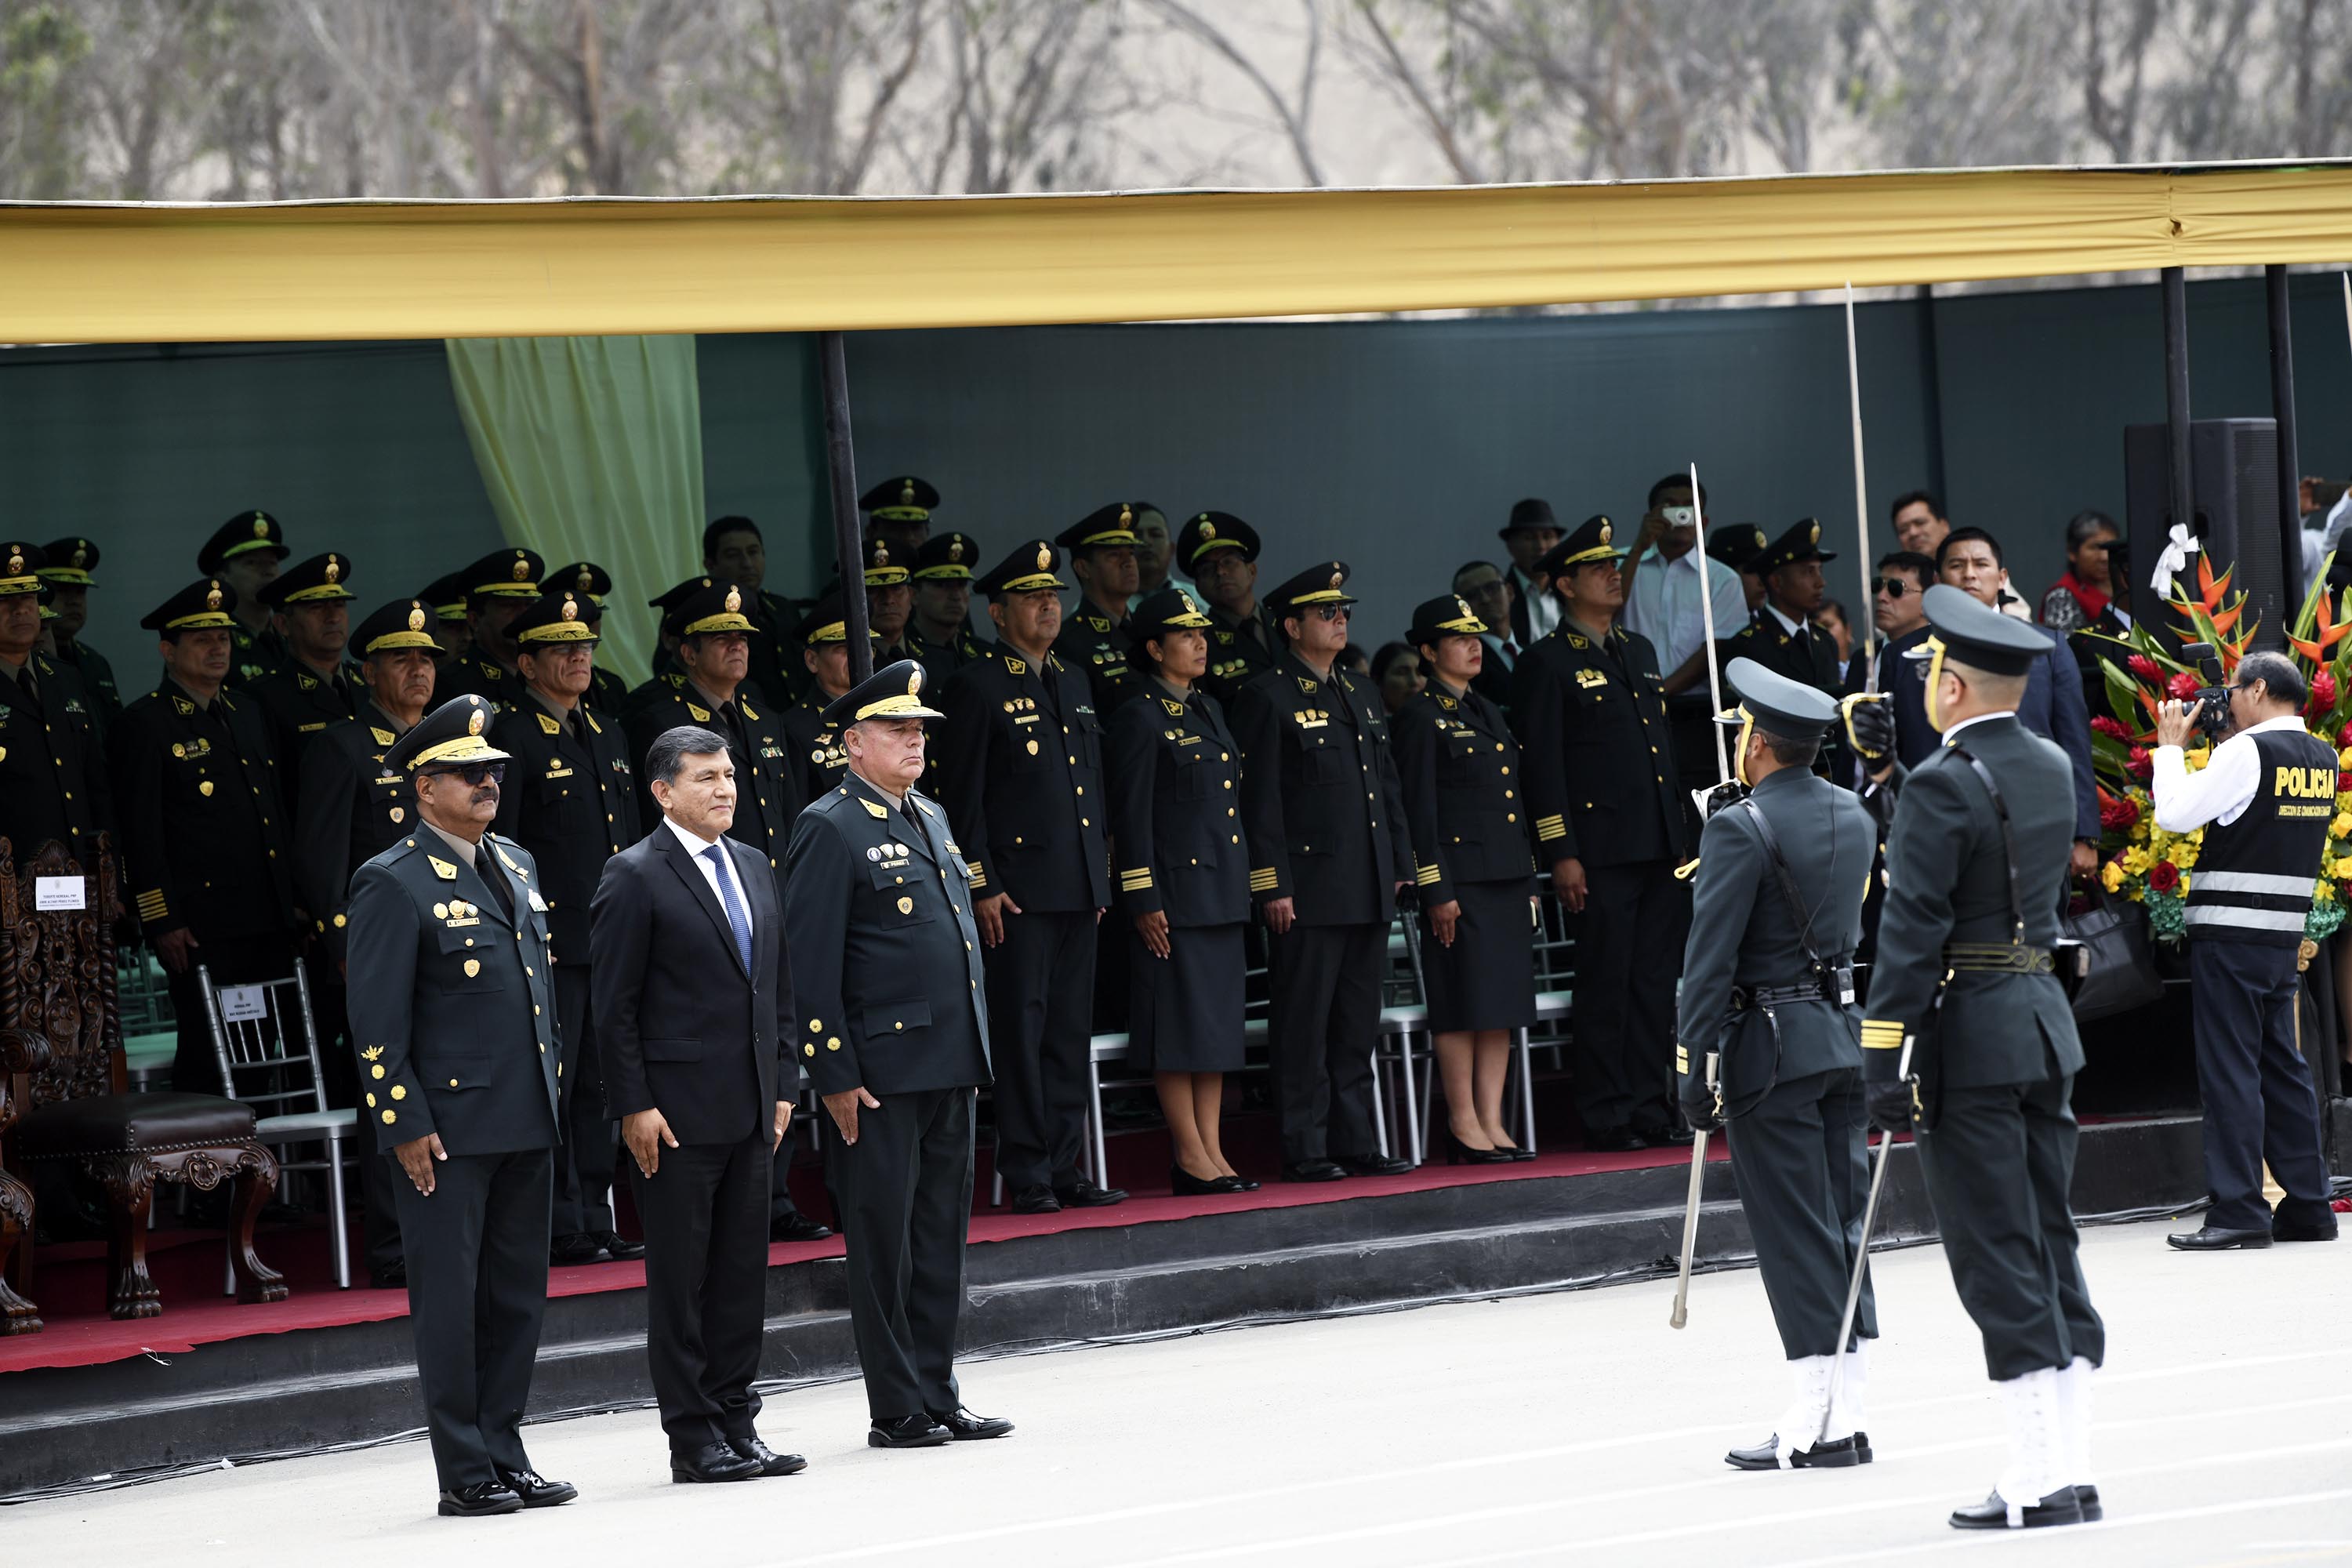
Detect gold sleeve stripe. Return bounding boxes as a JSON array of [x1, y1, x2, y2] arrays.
[[1249, 869, 1279, 891], [1536, 816, 1568, 842], [136, 889, 169, 920], [1415, 864, 1441, 885], [1860, 1019, 1906, 1051], [1119, 869, 1154, 890], [1674, 1044, 1690, 1075], [966, 866, 989, 888]]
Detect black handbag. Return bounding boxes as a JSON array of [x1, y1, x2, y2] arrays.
[[2061, 887, 2167, 1022]]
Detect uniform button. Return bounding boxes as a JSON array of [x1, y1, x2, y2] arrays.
[[1501, 766, 1511, 775], [1495, 743, 1504, 752], [1220, 753, 1229, 761], [1223, 780, 1232, 789], [1189, 857, 1197, 866], [1076, 786, 1084, 796], [1069, 755, 1076, 764], [1231, 835, 1240, 844], [1508, 813, 1518, 822], [1504, 790, 1514, 799], [449, 1078, 459, 1088], [1082, 818, 1090, 826]]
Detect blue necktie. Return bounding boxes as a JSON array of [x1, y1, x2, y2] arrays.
[[702, 844, 754, 972]]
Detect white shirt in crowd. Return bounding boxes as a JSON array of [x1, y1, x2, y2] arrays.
[[1621, 544, 1749, 670], [2153, 714, 2311, 833], [1511, 564, 1561, 642], [666, 814, 755, 935]]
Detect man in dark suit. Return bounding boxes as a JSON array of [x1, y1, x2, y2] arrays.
[[1678, 660, 1878, 1472], [345, 693, 572, 1518], [1936, 528, 2100, 870], [1862, 587, 2103, 1532], [1499, 498, 1564, 652], [492, 592, 643, 1267], [0, 543, 113, 876], [592, 724, 805, 1483], [114, 579, 302, 1098], [1231, 561, 1417, 1181], [786, 659, 1008, 1450], [935, 541, 1122, 1214]]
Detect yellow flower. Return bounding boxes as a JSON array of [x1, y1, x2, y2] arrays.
[[2318, 880, 2337, 903], [2178, 873, 2190, 896], [2100, 860, 2125, 894], [2332, 812, 2352, 840], [2122, 844, 2153, 876], [2339, 747, 2352, 770], [2186, 745, 2212, 771]]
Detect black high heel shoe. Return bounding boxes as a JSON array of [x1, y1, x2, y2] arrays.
[[1494, 1143, 1536, 1162], [1446, 1134, 1516, 1166], [1171, 1165, 1240, 1196], [1217, 1173, 1261, 1192]]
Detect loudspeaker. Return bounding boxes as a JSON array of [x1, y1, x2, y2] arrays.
[[2123, 418, 2291, 652]]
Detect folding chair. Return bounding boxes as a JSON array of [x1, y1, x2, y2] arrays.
[[201, 964, 358, 1289]]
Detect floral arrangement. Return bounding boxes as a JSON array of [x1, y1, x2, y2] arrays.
[[2086, 551, 2352, 942]]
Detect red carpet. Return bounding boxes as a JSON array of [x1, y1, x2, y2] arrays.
[[0, 1138, 1721, 1377]]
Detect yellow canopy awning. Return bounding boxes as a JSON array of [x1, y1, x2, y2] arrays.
[[6, 161, 2352, 344]]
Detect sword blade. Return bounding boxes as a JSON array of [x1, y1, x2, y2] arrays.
[[1689, 459, 1731, 783], [1821, 1039, 1913, 1443], [1669, 1126, 1709, 1328]]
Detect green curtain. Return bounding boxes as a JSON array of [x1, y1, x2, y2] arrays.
[[444, 334, 706, 685]]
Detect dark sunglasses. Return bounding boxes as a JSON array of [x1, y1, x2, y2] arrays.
[[434, 763, 506, 786], [1309, 604, 1352, 622], [1871, 576, 1914, 598]]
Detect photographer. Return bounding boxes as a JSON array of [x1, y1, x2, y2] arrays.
[[2151, 651, 2340, 1251]]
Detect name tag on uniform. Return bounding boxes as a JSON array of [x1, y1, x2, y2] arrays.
[[528, 889, 548, 913], [1574, 670, 1609, 691]]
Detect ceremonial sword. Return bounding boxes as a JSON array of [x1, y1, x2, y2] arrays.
[[1818, 1035, 1915, 1440], [1668, 1049, 1717, 1330]]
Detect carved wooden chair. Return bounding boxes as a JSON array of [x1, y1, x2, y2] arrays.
[[0, 1020, 46, 1333], [0, 837, 286, 1320]]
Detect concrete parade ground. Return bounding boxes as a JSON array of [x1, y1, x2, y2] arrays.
[[6, 1218, 2348, 1566]]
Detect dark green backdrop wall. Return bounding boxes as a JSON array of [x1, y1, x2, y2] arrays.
[[3, 274, 2345, 688]]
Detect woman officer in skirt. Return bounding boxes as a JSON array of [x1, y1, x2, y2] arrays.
[[1392, 594, 1538, 1163], [1106, 586, 1259, 1195]]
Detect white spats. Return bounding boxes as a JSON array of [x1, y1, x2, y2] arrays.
[[2056, 1355, 2096, 1490], [1773, 1355, 1835, 1467], [1993, 1367, 2067, 1525], [1825, 1340, 1867, 1443]]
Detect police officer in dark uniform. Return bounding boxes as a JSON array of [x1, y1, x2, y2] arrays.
[[1512, 514, 1690, 1151], [437, 548, 544, 710], [1675, 659, 1878, 1472], [197, 509, 292, 685], [701, 519, 803, 709], [248, 552, 360, 801], [492, 591, 644, 1266], [0, 543, 113, 875], [1392, 593, 1536, 1162], [296, 597, 440, 1289], [779, 592, 873, 813], [909, 532, 991, 681], [114, 579, 301, 1098], [935, 540, 1123, 1214], [35, 538, 122, 724], [346, 692, 572, 1518], [1860, 586, 2102, 1531], [864, 536, 919, 666], [1110, 586, 1257, 1194], [861, 474, 938, 561], [1051, 505, 1144, 714], [1231, 561, 1416, 1182], [786, 659, 1010, 1450], [624, 581, 802, 884], [544, 562, 633, 714], [1177, 511, 1278, 707], [1708, 523, 1772, 616], [1726, 520, 1849, 780], [623, 576, 717, 714], [419, 571, 473, 679]]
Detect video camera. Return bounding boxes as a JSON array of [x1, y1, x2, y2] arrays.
[[2176, 641, 2234, 742]]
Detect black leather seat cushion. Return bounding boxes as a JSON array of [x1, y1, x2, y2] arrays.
[[16, 1092, 258, 1160]]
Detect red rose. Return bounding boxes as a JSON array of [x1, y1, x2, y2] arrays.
[[2166, 671, 2202, 702], [2090, 714, 2130, 742], [2128, 654, 2162, 681], [2149, 860, 2180, 892], [2100, 794, 2141, 832], [2127, 745, 2152, 781]]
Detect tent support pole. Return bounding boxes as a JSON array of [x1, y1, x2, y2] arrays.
[[819, 331, 873, 683]]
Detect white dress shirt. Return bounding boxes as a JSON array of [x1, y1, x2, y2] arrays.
[[1623, 545, 1751, 670], [666, 815, 754, 935], [2153, 714, 2310, 833], [1511, 565, 1561, 641]]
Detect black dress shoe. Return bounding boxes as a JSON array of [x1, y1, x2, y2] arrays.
[[1054, 1178, 1127, 1207], [369, 1263, 408, 1290], [2167, 1225, 2272, 1250], [2075, 1484, 2102, 1522], [1636, 1123, 1697, 1148], [1950, 1485, 2083, 1530], [1724, 1432, 1868, 1471], [495, 1468, 577, 1508], [1445, 1134, 1516, 1166], [437, 1481, 523, 1517], [550, 1232, 608, 1266], [594, 1230, 647, 1261], [1337, 1153, 1414, 1177], [1010, 1184, 1062, 1214], [928, 1406, 1014, 1440], [671, 1442, 761, 1483], [2272, 1218, 2340, 1243], [1585, 1127, 1645, 1152], [869, 1414, 953, 1449], [1282, 1160, 1347, 1182], [729, 1435, 808, 1476], [770, 1212, 834, 1243], [1171, 1165, 1235, 1197]]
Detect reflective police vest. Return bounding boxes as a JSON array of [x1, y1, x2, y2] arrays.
[[2184, 727, 2337, 946]]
